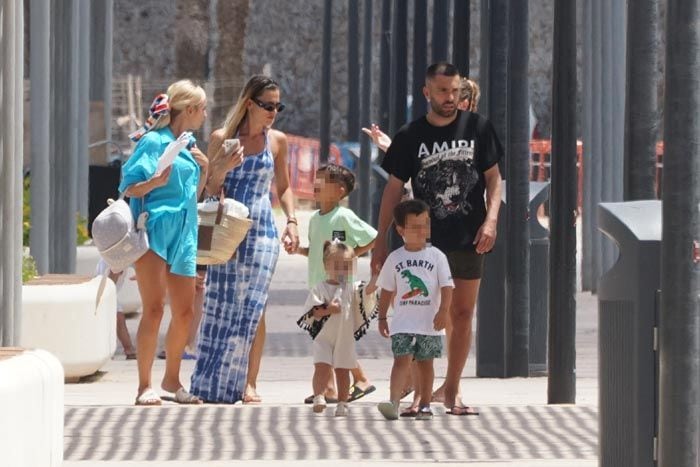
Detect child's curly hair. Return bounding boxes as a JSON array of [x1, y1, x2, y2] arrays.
[[322, 239, 355, 261], [317, 163, 356, 197]]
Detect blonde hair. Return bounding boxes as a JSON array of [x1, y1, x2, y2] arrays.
[[459, 77, 481, 112], [152, 79, 206, 130], [222, 75, 280, 139]]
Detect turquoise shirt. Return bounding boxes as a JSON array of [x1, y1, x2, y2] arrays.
[[307, 205, 377, 287], [118, 127, 200, 230]]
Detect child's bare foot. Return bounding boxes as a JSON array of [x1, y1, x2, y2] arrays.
[[243, 385, 262, 404]]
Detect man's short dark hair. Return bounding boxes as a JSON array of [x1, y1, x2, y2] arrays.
[[426, 62, 460, 81], [394, 199, 430, 227], [317, 163, 356, 196]]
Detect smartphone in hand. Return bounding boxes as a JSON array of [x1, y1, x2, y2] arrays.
[[223, 138, 241, 156]]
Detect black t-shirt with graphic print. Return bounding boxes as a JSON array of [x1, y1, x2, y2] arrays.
[[381, 111, 503, 252]]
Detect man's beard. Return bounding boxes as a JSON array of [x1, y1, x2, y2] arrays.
[[429, 99, 458, 118]]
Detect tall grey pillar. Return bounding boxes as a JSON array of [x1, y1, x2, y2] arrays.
[[30, 0, 52, 276], [359, 0, 373, 221], [658, 1, 700, 465], [78, 1, 91, 219], [581, 0, 593, 291], [505, 0, 530, 377], [378, 0, 391, 132], [487, 0, 508, 164], [90, 0, 114, 159], [432, 0, 450, 62], [623, 0, 658, 200], [388, 0, 407, 136], [590, 0, 603, 292], [548, 0, 577, 404], [611, 0, 626, 205], [320, 0, 333, 162], [452, 0, 470, 76], [479, 0, 490, 111], [1, 0, 25, 346], [347, 0, 360, 140], [412, 0, 428, 119], [51, 0, 79, 273], [599, 0, 615, 282]]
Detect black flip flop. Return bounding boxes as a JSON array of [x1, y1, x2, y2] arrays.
[[446, 405, 480, 416], [347, 384, 376, 402], [400, 406, 419, 418]]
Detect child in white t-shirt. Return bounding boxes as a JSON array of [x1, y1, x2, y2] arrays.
[[297, 240, 377, 417], [95, 259, 136, 359], [375, 199, 454, 420]]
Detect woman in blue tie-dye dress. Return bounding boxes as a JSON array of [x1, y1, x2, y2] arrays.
[[190, 76, 299, 403]]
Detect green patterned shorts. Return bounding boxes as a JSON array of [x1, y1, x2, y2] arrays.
[[391, 333, 443, 361]]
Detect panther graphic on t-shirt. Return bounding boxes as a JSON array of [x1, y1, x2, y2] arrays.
[[414, 139, 480, 220]]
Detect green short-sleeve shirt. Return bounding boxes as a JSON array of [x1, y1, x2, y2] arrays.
[[307, 206, 377, 287]]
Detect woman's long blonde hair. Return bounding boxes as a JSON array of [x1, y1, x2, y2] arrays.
[[460, 77, 481, 112], [222, 75, 280, 139], [152, 79, 206, 130]]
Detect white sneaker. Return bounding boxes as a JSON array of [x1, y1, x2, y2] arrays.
[[377, 400, 399, 420], [335, 401, 348, 417], [313, 395, 326, 413]]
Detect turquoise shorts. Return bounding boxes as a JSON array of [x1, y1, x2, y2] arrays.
[[148, 211, 197, 277]]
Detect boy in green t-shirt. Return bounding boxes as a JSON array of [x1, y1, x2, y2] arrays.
[[289, 163, 378, 404]]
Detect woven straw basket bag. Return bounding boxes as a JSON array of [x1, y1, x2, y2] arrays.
[[197, 191, 252, 265]]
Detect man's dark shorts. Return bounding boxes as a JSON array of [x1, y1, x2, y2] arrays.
[[445, 250, 485, 280]]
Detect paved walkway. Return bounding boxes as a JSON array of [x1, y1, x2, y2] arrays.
[[63, 209, 599, 466]]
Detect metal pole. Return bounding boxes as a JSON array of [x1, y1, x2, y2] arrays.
[[548, 0, 577, 404], [479, 0, 490, 114], [412, 0, 428, 119], [611, 0, 625, 205], [488, 0, 507, 174], [590, 0, 603, 292], [78, 0, 91, 219], [624, 0, 658, 200], [505, 0, 530, 377], [378, 0, 391, 131], [30, 0, 51, 276], [432, 0, 449, 62], [104, 0, 114, 155], [52, 0, 79, 273], [347, 0, 360, 140], [658, 0, 700, 464], [359, 0, 373, 221], [1, 0, 24, 345], [600, 0, 615, 278], [581, 0, 593, 291], [452, 0, 470, 76], [320, 0, 333, 162], [388, 0, 407, 136]]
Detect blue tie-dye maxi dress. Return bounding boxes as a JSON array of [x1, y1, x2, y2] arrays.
[[190, 133, 280, 403]]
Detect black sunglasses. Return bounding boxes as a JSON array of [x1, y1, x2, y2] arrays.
[[252, 98, 285, 112]]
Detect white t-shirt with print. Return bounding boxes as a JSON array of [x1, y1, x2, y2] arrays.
[[376, 245, 454, 336]]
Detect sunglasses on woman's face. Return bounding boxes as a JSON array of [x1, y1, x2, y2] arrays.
[[252, 98, 285, 113]]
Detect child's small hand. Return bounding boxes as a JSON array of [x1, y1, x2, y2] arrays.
[[312, 306, 330, 320], [327, 299, 342, 315], [378, 318, 390, 337], [365, 274, 379, 295], [433, 309, 448, 331]]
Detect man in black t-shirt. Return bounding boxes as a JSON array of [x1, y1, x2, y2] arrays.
[[371, 62, 503, 416]]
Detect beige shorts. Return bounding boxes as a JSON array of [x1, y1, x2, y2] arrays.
[[312, 315, 357, 369]]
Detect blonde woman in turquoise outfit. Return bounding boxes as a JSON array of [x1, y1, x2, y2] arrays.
[[120, 80, 242, 406]]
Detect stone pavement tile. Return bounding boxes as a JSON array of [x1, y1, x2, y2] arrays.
[[64, 404, 596, 463]]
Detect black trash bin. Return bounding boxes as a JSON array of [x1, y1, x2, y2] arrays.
[[598, 200, 661, 467]]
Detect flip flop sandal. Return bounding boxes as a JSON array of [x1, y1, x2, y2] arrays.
[[125, 352, 137, 360], [135, 388, 162, 406], [304, 394, 339, 404], [347, 384, 376, 402], [447, 405, 480, 416], [165, 388, 203, 405], [400, 406, 419, 418]]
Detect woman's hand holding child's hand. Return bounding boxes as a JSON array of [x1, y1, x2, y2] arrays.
[[378, 319, 390, 338]]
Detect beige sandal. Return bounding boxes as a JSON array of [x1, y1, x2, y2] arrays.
[[172, 387, 203, 405], [135, 388, 162, 406]]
